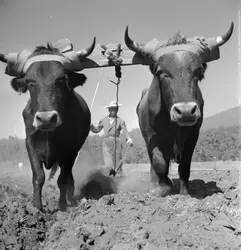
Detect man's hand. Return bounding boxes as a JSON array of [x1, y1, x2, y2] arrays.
[[127, 138, 133, 147], [90, 120, 98, 131]]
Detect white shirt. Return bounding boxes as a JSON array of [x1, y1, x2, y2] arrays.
[[108, 117, 115, 125]]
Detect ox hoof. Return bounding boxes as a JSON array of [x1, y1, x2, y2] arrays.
[[59, 201, 67, 212], [33, 204, 44, 213], [179, 188, 190, 196], [33, 200, 43, 212], [179, 181, 190, 195], [68, 197, 78, 207]]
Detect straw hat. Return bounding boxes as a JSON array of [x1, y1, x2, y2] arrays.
[[104, 100, 123, 109]]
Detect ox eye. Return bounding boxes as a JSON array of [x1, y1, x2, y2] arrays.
[[55, 77, 67, 87], [194, 67, 205, 81], [156, 70, 164, 76], [156, 70, 170, 78]]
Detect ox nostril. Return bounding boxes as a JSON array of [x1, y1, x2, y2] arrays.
[[174, 106, 182, 115], [191, 105, 197, 115], [50, 113, 58, 124], [36, 114, 43, 123], [171, 103, 199, 125]]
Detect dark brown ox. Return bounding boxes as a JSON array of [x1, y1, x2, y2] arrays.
[[125, 23, 234, 196], [0, 39, 95, 211]]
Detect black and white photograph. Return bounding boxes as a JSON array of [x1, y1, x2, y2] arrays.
[[0, 0, 240, 249]]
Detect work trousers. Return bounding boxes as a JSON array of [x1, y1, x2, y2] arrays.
[[102, 136, 123, 174]]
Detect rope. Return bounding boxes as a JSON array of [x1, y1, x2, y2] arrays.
[[90, 68, 103, 112], [114, 79, 120, 173]]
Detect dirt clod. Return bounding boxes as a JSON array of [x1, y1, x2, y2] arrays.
[[0, 165, 240, 250]]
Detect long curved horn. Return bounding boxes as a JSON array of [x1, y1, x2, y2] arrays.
[[216, 22, 234, 47], [125, 26, 155, 58], [124, 26, 144, 54], [77, 37, 96, 58], [0, 53, 7, 63]]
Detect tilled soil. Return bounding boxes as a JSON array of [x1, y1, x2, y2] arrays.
[[0, 165, 240, 250]]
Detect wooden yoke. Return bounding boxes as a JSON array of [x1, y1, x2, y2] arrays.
[[80, 43, 150, 69]]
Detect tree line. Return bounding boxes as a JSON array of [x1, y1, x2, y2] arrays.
[[0, 126, 240, 166]]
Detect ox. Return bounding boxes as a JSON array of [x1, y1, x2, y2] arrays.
[[0, 38, 96, 211], [125, 23, 234, 196]]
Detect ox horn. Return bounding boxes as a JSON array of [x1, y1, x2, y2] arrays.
[[125, 26, 154, 58], [124, 26, 145, 54], [76, 37, 96, 58], [216, 21, 234, 47], [0, 53, 7, 63]]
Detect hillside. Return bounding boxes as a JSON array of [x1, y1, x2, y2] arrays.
[[201, 105, 241, 131]]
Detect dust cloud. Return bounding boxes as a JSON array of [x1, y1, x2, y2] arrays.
[[52, 152, 155, 198], [117, 171, 156, 193], [71, 153, 155, 198], [0, 154, 155, 200]]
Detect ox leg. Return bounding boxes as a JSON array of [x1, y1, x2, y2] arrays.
[[26, 140, 45, 211], [150, 147, 172, 197], [57, 153, 77, 211], [178, 133, 199, 195], [66, 170, 77, 206]]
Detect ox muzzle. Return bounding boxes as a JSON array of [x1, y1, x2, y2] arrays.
[[33, 110, 62, 131], [170, 102, 201, 126]]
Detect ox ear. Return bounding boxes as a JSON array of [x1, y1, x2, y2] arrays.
[[67, 72, 87, 89], [10, 77, 28, 94], [149, 64, 156, 75], [147, 75, 161, 126]]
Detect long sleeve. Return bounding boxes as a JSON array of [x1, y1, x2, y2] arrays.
[[120, 120, 130, 140], [90, 119, 103, 133]]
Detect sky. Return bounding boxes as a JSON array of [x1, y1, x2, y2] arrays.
[[0, 0, 240, 139]]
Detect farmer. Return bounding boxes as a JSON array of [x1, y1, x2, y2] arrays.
[[90, 100, 133, 175]]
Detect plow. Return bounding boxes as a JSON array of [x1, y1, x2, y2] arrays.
[[0, 22, 240, 250]]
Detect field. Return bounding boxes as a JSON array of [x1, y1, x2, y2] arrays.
[[0, 160, 241, 250]]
